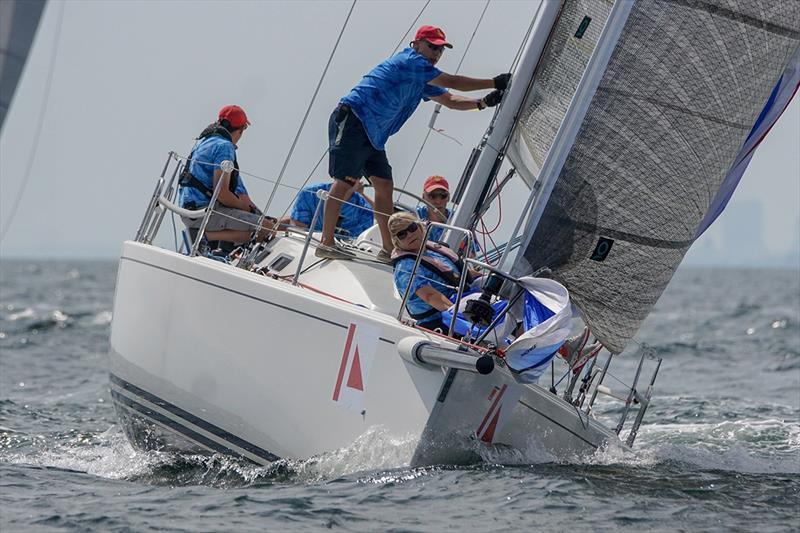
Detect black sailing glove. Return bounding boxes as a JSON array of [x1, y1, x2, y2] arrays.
[[493, 73, 511, 90], [484, 89, 505, 108]]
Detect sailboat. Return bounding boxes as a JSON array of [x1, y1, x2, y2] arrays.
[[108, 0, 800, 466]]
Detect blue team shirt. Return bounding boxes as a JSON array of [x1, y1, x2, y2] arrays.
[[394, 249, 459, 322], [178, 136, 243, 208], [291, 183, 374, 238], [416, 205, 481, 253], [341, 48, 447, 150], [416, 205, 453, 242]]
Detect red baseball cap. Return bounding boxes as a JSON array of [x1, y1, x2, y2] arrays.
[[423, 175, 450, 193], [415, 25, 452, 48], [218, 105, 251, 129]]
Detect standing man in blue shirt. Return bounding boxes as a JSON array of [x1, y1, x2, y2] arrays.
[[316, 25, 510, 261]]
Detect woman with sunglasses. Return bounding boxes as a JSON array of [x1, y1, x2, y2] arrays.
[[389, 211, 476, 334], [316, 25, 511, 262]]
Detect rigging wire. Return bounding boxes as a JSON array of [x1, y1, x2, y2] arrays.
[[390, 0, 432, 56], [508, 3, 539, 73], [476, 178, 503, 234], [271, 147, 330, 224], [0, 2, 66, 243], [469, 6, 540, 264], [259, 0, 356, 218], [267, 0, 433, 228], [397, 0, 491, 198]]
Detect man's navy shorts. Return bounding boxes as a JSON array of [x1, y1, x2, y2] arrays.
[[328, 105, 392, 182]]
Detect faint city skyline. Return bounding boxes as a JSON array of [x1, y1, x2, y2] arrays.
[[686, 200, 800, 268]]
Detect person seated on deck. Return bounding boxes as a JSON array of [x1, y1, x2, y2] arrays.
[[288, 179, 375, 239], [415, 174, 480, 255], [178, 105, 277, 244], [389, 211, 476, 334], [415, 175, 451, 242]]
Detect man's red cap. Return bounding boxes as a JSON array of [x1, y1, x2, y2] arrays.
[[415, 25, 453, 49], [218, 105, 251, 129], [423, 175, 450, 193]]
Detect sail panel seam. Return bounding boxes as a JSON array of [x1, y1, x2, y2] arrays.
[[661, 0, 800, 39]]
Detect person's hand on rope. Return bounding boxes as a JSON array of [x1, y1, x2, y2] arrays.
[[484, 89, 505, 108], [493, 73, 512, 90]]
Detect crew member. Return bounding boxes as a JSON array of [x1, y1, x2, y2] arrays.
[[290, 180, 374, 239], [317, 25, 510, 261], [178, 105, 275, 244]]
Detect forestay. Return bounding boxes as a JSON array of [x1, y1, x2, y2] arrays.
[[507, 0, 800, 354]]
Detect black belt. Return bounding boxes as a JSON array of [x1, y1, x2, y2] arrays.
[[335, 103, 351, 122]]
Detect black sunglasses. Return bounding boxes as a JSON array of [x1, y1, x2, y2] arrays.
[[428, 191, 449, 200], [424, 41, 444, 52], [395, 222, 419, 241]]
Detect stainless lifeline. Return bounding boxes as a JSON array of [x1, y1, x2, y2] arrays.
[[396, 221, 475, 337]]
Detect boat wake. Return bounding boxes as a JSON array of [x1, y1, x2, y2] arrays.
[[588, 418, 800, 474], [3, 415, 797, 489]]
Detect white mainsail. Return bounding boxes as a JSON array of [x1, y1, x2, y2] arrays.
[[505, 0, 800, 354]]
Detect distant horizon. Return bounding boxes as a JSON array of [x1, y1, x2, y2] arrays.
[[1, 1, 797, 268], [1, 253, 797, 271]]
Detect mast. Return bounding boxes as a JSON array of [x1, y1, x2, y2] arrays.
[[445, 0, 563, 247], [506, 0, 633, 273]]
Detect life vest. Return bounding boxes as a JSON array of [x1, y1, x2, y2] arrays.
[[178, 123, 240, 204], [391, 242, 475, 321]]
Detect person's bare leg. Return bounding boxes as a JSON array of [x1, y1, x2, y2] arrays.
[[371, 176, 394, 252], [320, 179, 351, 247]]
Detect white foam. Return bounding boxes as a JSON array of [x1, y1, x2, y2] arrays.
[[91, 311, 113, 325], [286, 426, 417, 481], [7, 308, 35, 321], [586, 418, 800, 474], [5, 426, 170, 480]]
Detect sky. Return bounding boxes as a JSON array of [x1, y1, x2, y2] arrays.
[[0, 0, 798, 267]]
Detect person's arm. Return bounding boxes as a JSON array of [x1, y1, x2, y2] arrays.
[[212, 168, 251, 211], [429, 73, 494, 91], [429, 72, 511, 92], [431, 92, 484, 111], [360, 194, 375, 209], [351, 180, 375, 208], [239, 194, 262, 214], [416, 285, 454, 311], [289, 218, 308, 228], [431, 89, 505, 111]]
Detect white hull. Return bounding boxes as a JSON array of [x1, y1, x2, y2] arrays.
[[109, 240, 623, 465]]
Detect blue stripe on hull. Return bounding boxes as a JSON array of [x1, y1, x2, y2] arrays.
[[109, 373, 280, 463]]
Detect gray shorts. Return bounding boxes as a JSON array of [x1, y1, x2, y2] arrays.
[[182, 205, 262, 232]]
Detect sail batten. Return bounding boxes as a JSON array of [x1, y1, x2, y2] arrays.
[[507, 0, 800, 354]]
